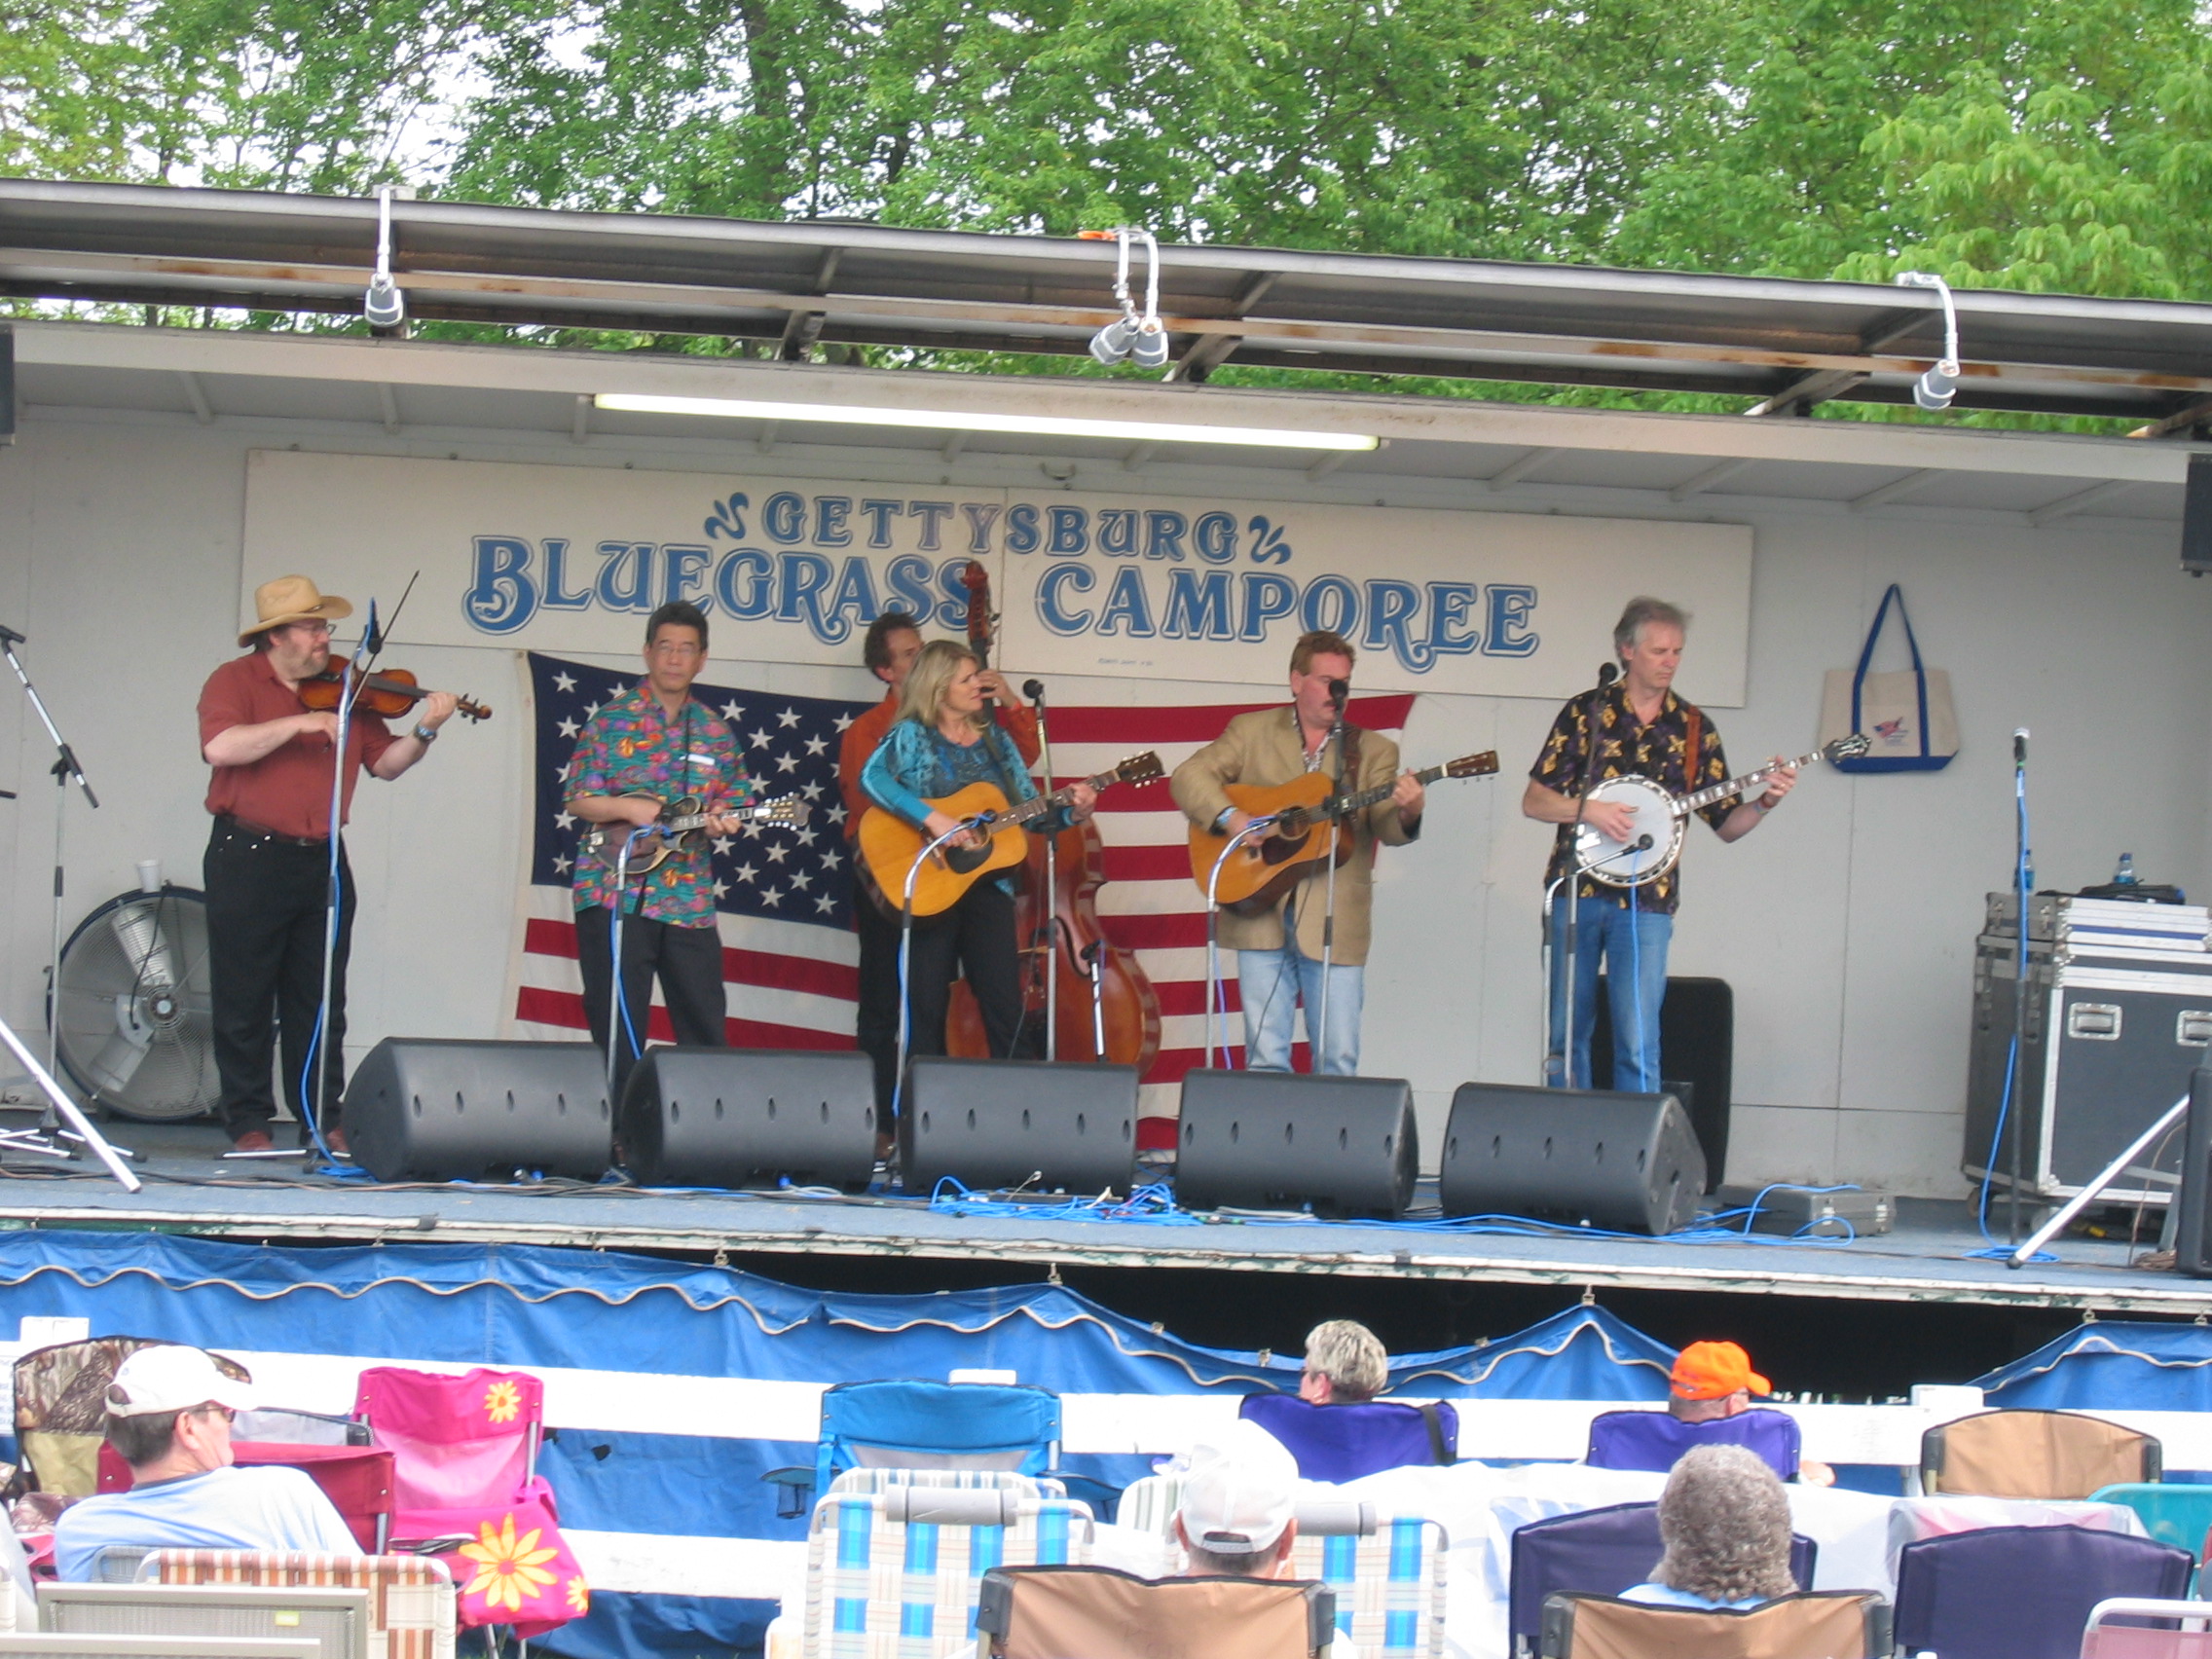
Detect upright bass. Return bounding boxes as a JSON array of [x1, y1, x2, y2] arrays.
[[945, 562, 1162, 1070]]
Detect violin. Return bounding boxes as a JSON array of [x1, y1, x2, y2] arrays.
[[945, 562, 1161, 1070], [300, 665, 492, 723]]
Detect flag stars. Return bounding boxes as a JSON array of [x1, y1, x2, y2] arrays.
[[775, 753, 800, 774], [832, 712, 855, 731], [749, 727, 774, 749], [558, 719, 579, 739], [712, 879, 729, 901], [712, 836, 733, 856], [734, 864, 758, 884], [814, 894, 837, 916], [790, 869, 813, 892], [822, 847, 843, 869], [554, 810, 576, 831], [803, 734, 829, 756], [765, 843, 790, 864], [800, 780, 826, 800], [777, 707, 801, 728], [759, 887, 784, 908], [553, 855, 571, 875], [720, 701, 745, 723], [553, 672, 576, 693]]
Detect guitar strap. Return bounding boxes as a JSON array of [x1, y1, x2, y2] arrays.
[[1681, 703, 1702, 789]]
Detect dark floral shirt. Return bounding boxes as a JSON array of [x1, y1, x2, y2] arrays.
[[567, 683, 759, 925], [1530, 684, 1731, 915]]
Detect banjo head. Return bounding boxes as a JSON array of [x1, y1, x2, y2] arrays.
[[1572, 775, 1683, 887]]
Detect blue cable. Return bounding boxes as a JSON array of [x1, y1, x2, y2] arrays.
[[1967, 756, 2055, 1262]]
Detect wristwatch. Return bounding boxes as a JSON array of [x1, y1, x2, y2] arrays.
[[412, 723, 439, 744]]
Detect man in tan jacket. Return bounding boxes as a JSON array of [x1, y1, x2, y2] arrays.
[[1171, 630, 1425, 1075]]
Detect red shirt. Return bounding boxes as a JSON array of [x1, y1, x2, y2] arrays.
[[836, 691, 1038, 842], [199, 651, 397, 838]]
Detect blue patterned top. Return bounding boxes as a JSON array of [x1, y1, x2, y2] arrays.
[[860, 719, 1070, 897]]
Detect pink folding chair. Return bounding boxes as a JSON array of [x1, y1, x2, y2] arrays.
[[352, 1366, 586, 1640]]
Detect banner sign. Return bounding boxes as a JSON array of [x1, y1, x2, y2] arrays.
[[243, 450, 1753, 703]]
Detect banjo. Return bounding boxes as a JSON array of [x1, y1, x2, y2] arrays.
[[1574, 734, 1870, 888]]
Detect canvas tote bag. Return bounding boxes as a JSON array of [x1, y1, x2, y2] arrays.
[[1819, 582, 1959, 772]]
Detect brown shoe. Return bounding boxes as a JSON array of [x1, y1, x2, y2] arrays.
[[325, 1126, 350, 1159], [230, 1130, 276, 1155]]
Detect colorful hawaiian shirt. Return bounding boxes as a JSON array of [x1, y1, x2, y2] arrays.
[[1530, 683, 1731, 916], [567, 683, 758, 926]]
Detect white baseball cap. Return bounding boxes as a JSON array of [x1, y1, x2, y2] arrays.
[[1175, 1419, 1300, 1558], [105, 1346, 258, 1419]]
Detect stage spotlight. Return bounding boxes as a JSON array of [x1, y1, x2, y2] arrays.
[[363, 185, 405, 330], [1894, 271, 1961, 412], [1084, 228, 1167, 371]]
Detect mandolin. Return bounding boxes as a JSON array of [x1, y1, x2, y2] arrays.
[[579, 792, 811, 875], [859, 753, 1165, 917], [1188, 751, 1500, 911]]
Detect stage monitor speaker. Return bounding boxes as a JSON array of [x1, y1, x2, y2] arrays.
[[620, 1048, 877, 1191], [1590, 975, 1733, 1189], [2177, 1067, 2212, 1276], [1174, 1069, 1417, 1220], [901, 1057, 1139, 1196], [2186, 455, 2212, 575], [344, 1038, 611, 1182], [1439, 1081, 1706, 1235]]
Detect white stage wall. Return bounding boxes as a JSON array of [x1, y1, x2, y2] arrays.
[[3, 414, 2207, 1198]]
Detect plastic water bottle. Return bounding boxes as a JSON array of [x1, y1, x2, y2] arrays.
[[2115, 853, 2138, 887]]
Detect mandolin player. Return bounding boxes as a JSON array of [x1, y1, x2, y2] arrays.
[[1522, 596, 1796, 1094], [566, 601, 760, 1096], [199, 575, 456, 1156], [1169, 630, 1424, 1077]]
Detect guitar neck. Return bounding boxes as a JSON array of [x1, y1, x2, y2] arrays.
[[1672, 749, 1825, 817], [1001, 768, 1122, 829], [1320, 759, 1458, 821], [666, 800, 779, 833]]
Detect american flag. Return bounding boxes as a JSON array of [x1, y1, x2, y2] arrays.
[[511, 650, 1413, 1148]]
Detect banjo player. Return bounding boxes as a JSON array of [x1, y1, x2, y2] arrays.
[[1522, 596, 1799, 1093]]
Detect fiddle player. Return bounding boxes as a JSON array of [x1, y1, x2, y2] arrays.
[[1169, 630, 1424, 1076], [837, 611, 1037, 1123], [199, 575, 455, 1156], [1523, 596, 1796, 1091], [567, 602, 760, 1099]]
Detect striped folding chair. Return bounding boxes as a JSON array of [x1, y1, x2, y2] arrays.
[[139, 1549, 457, 1659], [801, 1488, 1094, 1659], [1291, 1504, 1448, 1659], [829, 1470, 1067, 1500]]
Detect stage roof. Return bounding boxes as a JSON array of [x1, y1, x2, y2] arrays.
[[7, 177, 2212, 424]]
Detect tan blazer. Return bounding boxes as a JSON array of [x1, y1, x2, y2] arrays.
[[1170, 707, 1419, 966]]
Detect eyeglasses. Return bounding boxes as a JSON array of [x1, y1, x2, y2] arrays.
[[648, 641, 703, 658], [192, 1404, 237, 1423], [283, 621, 334, 640]]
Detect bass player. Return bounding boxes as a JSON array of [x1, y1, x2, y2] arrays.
[[1522, 596, 1796, 1093], [566, 601, 760, 1096], [1169, 629, 1425, 1076]]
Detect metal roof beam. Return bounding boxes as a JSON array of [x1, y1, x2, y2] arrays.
[[174, 369, 213, 424], [1167, 271, 1278, 385], [1849, 469, 1940, 513]]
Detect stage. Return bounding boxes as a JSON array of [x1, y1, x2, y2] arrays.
[[4, 1114, 2199, 1316]]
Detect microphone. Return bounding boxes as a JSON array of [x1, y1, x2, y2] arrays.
[[1634, 833, 1654, 851], [0, 624, 22, 645], [1597, 662, 1618, 688], [1022, 678, 1045, 703], [2013, 728, 2028, 768], [1326, 678, 1349, 703]]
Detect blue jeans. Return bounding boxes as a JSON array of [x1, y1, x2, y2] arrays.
[[1237, 939, 1364, 1076], [1548, 892, 1672, 1092]]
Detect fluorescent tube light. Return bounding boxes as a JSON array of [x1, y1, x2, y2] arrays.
[[591, 391, 1380, 452]]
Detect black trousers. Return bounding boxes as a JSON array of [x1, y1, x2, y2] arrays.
[[574, 904, 726, 1101], [897, 881, 1024, 1088], [852, 869, 906, 1119], [204, 820, 353, 1141]]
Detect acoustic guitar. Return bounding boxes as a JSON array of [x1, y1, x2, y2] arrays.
[[859, 752, 1165, 917], [579, 792, 811, 875], [1187, 751, 1500, 911], [1573, 733, 1870, 888]]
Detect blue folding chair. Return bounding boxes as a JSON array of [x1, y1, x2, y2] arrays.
[[1894, 1523, 2193, 1659], [2092, 1484, 2212, 1591], [1240, 1393, 1458, 1483], [1508, 1500, 1817, 1659], [765, 1378, 1064, 1517], [1584, 1407, 1801, 1482]]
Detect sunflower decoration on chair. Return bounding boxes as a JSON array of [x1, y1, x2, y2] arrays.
[[459, 1511, 568, 1614]]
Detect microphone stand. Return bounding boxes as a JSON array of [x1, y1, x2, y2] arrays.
[[1026, 680, 1057, 1062], [0, 625, 98, 1098], [1204, 818, 1280, 1069], [1549, 662, 1617, 1088], [1314, 683, 1347, 1073], [894, 815, 995, 1139], [2008, 728, 2031, 1243]]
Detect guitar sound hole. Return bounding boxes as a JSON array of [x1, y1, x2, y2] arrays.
[[944, 843, 992, 875]]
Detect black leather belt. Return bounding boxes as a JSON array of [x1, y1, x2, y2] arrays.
[[214, 814, 328, 848]]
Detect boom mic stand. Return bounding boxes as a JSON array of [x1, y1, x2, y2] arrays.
[[1025, 679, 1057, 1061], [1204, 817, 1280, 1068], [1548, 662, 1617, 1088], [1, 624, 98, 1098], [893, 815, 994, 1144], [1313, 681, 1348, 1073]]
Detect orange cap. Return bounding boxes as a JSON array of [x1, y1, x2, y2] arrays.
[[1670, 1340, 1771, 1401]]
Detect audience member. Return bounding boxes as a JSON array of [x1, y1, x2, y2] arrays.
[[1670, 1341, 1834, 1486], [1298, 1320, 1387, 1405], [1621, 1444, 1798, 1610], [1240, 1320, 1456, 1481], [55, 1346, 359, 1579], [1172, 1419, 1305, 1576]]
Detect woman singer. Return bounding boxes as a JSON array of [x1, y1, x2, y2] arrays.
[[859, 641, 1096, 1064]]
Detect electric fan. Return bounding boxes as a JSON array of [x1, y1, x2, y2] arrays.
[[50, 886, 220, 1122]]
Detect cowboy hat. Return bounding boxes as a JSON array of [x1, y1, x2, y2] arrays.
[[240, 574, 353, 646]]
